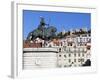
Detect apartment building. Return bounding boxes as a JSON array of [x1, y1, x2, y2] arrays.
[[23, 29, 91, 69]]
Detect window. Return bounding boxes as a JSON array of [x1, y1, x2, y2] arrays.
[[64, 46, 66, 51], [74, 53, 76, 57], [64, 55, 66, 58], [81, 59, 84, 62], [82, 54, 84, 57], [87, 46, 91, 50], [78, 59, 84, 62], [69, 54, 71, 57], [59, 48, 61, 52], [59, 55, 61, 57], [74, 59, 76, 62], [78, 53, 80, 57], [69, 59, 71, 62], [78, 59, 81, 62], [70, 43, 72, 46]]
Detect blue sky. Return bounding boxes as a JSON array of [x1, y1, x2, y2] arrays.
[[23, 10, 91, 39]]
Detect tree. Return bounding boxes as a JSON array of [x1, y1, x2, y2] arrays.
[[46, 26, 57, 38], [67, 31, 70, 35], [57, 32, 63, 38], [82, 59, 91, 66]]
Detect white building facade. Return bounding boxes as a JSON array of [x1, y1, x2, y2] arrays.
[[23, 33, 91, 69], [57, 33, 91, 67]]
